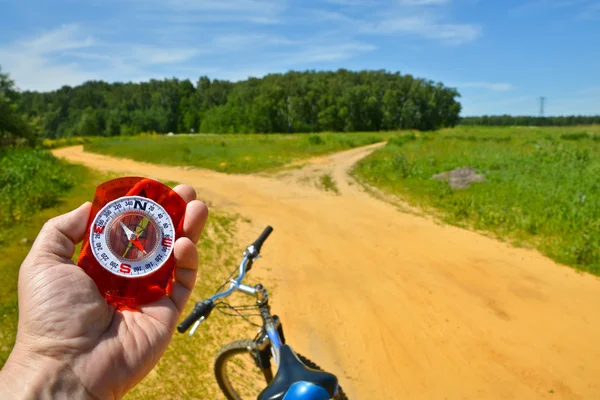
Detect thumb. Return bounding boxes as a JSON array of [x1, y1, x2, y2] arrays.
[[32, 202, 92, 260]]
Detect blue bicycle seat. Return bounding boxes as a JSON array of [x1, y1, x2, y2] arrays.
[[258, 345, 338, 400]]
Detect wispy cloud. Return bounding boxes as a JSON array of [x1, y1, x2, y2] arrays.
[[324, 0, 375, 5], [213, 34, 297, 50], [135, 0, 286, 24], [361, 16, 481, 44], [0, 25, 97, 91], [400, 0, 451, 5], [22, 24, 96, 54], [283, 42, 376, 64], [454, 82, 514, 91], [512, 0, 593, 15], [129, 46, 199, 64]]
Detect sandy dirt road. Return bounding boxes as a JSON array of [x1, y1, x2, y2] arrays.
[[54, 145, 600, 399]]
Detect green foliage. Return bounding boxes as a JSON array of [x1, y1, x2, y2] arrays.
[[354, 126, 600, 274], [0, 66, 37, 146], [85, 132, 388, 173], [318, 174, 339, 194], [18, 70, 461, 138], [461, 115, 600, 127], [388, 133, 417, 147], [560, 132, 590, 141], [0, 150, 74, 234], [308, 134, 324, 145]]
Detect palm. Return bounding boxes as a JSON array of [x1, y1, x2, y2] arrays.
[[15, 185, 207, 399]]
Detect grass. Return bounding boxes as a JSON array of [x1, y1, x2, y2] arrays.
[[353, 125, 600, 275], [0, 159, 97, 364], [319, 173, 340, 194], [84, 132, 390, 174], [0, 149, 76, 241]]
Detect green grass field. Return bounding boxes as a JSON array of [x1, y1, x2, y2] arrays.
[[353, 125, 600, 274], [84, 132, 391, 173]]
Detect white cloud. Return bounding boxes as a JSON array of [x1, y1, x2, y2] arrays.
[[22, 24, 96, 54], [324, 0, 375, 5], [283, 42, 376, 64], [513, 0, 592, 15], [400, 0, 451, 5], [361, 16, 481, 44], [213, 34, 296, 50], [454, 82, 514, 91], [0, 25, 98, 91], [136, 0, 286, 24], [129, 46, 199, 64], [310, 9, 355, 23]]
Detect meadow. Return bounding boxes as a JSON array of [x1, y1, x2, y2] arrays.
[[353, 125, 600, 274], [84, 132, 390, 173]]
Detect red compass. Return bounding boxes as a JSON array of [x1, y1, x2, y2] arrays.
[[78, 177, 186, 310]]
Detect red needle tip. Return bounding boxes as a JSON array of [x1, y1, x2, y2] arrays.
[[130, 237, 146, 254]]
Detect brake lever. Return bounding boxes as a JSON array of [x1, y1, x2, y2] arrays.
[[189, 317, 206, 337]]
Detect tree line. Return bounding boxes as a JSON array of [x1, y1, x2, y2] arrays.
[[13, 69, 462, 138], [460, 115, 600, 127]]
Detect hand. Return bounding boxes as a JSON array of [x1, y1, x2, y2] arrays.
[[0, 185, 208, 399]]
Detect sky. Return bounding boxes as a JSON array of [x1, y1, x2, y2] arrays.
[[0, 0, 599, 116]]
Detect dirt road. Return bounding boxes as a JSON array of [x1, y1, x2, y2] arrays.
[[54, 145, 600, 399]]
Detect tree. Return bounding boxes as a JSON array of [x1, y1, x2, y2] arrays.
[[0, 66, 37, 146]]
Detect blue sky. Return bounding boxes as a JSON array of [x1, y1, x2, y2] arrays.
[[0, 0, 599, 116]]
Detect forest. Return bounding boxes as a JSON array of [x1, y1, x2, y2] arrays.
[[12, 69, 461, 138], [461, 115, 600, 126]]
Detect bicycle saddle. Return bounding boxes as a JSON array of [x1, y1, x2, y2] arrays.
[[258, 345, 338, 400]]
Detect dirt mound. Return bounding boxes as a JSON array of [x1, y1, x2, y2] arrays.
[[432, 166, 487, 189]]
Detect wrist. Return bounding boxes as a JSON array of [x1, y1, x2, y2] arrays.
[[0, 344, 96, 400]]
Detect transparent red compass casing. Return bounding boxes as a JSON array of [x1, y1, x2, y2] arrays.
[[78, 177, 186, 310]]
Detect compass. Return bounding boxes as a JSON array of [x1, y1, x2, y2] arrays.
[[89, 196, 174, 278], [78, 177, 187, 309]]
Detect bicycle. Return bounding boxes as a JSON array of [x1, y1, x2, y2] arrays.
[[177, 226, 348, 400]]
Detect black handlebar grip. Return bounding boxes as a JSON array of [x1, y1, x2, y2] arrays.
[[252, 226, 273, 253], [177, 300, 214, 333]]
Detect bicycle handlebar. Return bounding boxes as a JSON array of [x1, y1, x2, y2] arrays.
[[252, 226, 273, 253], [177, 300, 214, 333], [177, 226, 274, 334]]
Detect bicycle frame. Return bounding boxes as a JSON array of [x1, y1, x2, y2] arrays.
[[188, 250, 286, 367]]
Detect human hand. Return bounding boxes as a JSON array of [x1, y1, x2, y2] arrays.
[[0, 184, 208, 399]]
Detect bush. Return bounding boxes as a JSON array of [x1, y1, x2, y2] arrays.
[[0, 150, 74, 230], [560, 132, 590, 141], [388, 133, 416, 147], [308, 135, 324, 145]]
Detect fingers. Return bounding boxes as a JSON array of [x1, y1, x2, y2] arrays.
[[142, 237, 199, 326], [173, 184, 196, 203], [173, 184, 209, 244], [170, 237, 198, 313], [174, 238, 198, 287], [183, 201, 209, 244], [33, 202, 92, 259]]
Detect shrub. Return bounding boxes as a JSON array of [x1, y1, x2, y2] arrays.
[[0, 150, 74, 229], [308, 135, 324, 145]]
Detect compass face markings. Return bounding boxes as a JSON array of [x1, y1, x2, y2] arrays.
[[90, 196, 175, 278]]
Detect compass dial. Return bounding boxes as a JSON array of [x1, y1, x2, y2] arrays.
[[90, 196, 175, 278]]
